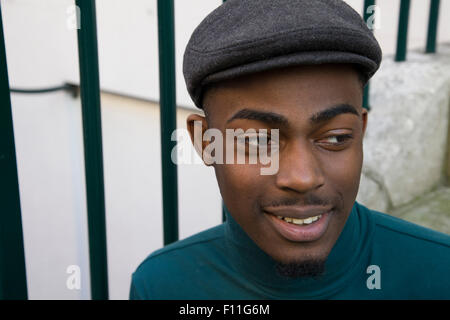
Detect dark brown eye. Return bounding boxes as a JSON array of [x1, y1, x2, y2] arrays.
[[323, 134, 353, 145]]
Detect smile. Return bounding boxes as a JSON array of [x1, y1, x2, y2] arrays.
[[275, 214, 322, 225], [264, 209, 334, 242]]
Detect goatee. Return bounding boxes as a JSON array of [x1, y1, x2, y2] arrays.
[[275, 258, 326, 279]]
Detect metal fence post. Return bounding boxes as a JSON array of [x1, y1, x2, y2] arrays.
[[75, 0, 109, 300], [426, 0, 441, 53], [362, 0, 376, 111], [0, 3, 28, 300], [222, 0, 227, 223], [157, 0, 179, 245], [395, 0, 411, 62]]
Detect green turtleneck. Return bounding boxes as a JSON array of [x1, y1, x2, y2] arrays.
[[129, 201, 450, 299]]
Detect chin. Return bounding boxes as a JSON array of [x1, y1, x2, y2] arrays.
[[274, 255, 328, 279], [277, 250, 329, 265], [265, 236, 334, 267]]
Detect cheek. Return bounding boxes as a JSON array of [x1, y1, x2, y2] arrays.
[[215, 163, 268, 214], [217, 164, 261, 197], [320, 146, 363, 199]]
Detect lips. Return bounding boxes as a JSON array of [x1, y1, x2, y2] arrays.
[[263, 205, 334, 220], [263, 206, 334, 242]]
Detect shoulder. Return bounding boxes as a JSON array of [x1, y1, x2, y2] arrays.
[[356, 202, 450, 297], [358, 201, 450, 273], [135, 223, 225, 273], [143, 223, 225, 260], [130, 224, 225, 299], [361, 203, 450, 250]]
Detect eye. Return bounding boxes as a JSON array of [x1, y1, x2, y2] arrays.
[[235, 132, 278, 159], [320, 134, 353, 146], [247, 134, 261, 147], [237, 133, 271, 147]]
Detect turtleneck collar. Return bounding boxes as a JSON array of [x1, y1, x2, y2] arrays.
[[223, 201, 374, 299]]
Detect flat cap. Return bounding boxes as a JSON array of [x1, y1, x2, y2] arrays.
[[183, 0, 382, 109]]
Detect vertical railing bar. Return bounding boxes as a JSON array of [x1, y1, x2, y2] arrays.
[[157, 0, 179, 245], [222, 0, 227, 222], [426, 0, 440, 53], [395, 0, 411, 62], [362, 76, 371, 111], [222, 203, 226, 223], [0, 3, 28, 300], [362, 0, 375, 111], [75, 0, 109, 300]]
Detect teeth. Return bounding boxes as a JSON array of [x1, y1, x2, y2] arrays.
[[291, 218, 304, 225], [303, 217, 313, 224], [279, 214, 322, 225]]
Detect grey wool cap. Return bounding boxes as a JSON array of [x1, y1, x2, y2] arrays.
[[183, 0, 382, 109]]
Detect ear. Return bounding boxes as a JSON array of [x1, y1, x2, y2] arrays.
[[186, 113, 212, 165], [361, 108, 368, 138]]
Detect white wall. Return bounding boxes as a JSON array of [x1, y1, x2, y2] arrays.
[[2, 0, 450, 299]]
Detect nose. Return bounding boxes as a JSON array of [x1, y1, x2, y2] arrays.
[[275, 139, 325, 193]]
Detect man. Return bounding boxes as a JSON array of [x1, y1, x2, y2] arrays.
[[130, 0, 450, 299]]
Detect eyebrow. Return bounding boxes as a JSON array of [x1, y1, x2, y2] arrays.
[[226, 104, 360, 127], [309, 103, 360, 124], [226, 108, 288, 126]]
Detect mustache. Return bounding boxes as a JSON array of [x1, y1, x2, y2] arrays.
[[261, 194, 332, 208]]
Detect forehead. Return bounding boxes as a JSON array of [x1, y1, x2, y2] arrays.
[[203, 63, 362, 126]]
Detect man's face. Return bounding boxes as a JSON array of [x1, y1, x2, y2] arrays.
[[187, 63, 367, 266]]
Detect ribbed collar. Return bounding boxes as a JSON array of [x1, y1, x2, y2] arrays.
[[223, 201, 373, 299]]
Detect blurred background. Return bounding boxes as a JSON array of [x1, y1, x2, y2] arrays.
[[1, 0, 449, 300]]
